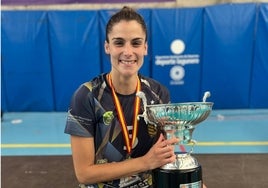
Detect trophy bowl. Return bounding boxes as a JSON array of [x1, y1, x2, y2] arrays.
[[145, 102, 213, 145]]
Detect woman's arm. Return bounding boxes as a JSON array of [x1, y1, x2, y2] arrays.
[[71, 134, 178, 185]]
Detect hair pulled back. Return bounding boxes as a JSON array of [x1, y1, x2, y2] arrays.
[[105, 6, 148, 43]]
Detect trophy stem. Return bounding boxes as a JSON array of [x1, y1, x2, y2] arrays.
[[162, 125, 195, 145]]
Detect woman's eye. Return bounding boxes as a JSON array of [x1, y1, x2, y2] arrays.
[[132, 41, 142, 47], [114, 41, 124, 46]]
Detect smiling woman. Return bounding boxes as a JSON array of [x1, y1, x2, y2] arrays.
[[104, 19, 148, 88], [64, 6, 178, 188], [104, 9, 148, 84]]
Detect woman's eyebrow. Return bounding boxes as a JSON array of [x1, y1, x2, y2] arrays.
[[111, 37, 124, 41], [133, 38, 144, 41], [111, 37, 144, 41]]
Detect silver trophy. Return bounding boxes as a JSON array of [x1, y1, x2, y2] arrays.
[[137, 91, 213, 188]]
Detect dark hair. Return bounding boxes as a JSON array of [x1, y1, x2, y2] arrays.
[[105, 6, 147, 43]]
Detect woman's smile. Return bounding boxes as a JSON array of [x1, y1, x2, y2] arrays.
[[119, 59, 137, 65]]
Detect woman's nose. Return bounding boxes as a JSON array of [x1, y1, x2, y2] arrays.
[[123, 44, 132, 55]]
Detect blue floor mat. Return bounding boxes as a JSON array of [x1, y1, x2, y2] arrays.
[[1, 109, 268, 156]]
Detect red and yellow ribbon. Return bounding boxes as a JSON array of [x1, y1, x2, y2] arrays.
[[107, 73, 141, 154]]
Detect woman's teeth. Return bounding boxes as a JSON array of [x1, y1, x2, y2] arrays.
[[120, 60, 136, 64]]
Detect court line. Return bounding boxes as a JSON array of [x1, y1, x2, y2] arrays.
[[1, 144, 71, 148], [1, 141, 268, 149], [194, 141, 268, 146]]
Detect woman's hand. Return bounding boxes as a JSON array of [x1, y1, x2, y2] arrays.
[[142, 134, 179, 170]]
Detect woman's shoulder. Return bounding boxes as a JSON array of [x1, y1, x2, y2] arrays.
[[139, 74, 170, 104], [139, 75, 168, 92], [77, 73, 107, 92], [71, 73, 107, 101]]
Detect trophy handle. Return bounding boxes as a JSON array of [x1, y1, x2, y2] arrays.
[[188, 139, 197, 154]]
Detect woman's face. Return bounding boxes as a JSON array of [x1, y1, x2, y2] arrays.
[[105, 20, 148, 77]]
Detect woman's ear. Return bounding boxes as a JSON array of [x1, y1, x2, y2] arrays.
[[104, 40, 110, 54], [144, 42, 148, 56]]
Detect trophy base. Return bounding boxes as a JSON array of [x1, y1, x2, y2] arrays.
[[152, 165, 202, 188]]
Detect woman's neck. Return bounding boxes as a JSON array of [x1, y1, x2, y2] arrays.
[[108, 73, 138, 95]]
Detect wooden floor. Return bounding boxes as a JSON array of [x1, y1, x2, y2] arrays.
[[2, 154, 268, 188]]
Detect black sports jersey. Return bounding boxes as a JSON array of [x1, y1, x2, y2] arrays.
[[65, 73, 170, 188]]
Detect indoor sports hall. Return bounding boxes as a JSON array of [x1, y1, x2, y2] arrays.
[[1, 0, 268, 188]]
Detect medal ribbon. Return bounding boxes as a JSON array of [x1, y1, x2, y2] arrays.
[[107, 73, 141, 154]]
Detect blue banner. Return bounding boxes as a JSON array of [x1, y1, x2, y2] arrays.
[[250, 3, 268, 108], [151, 8, 203, 103], [2, 11, 54, 111], [48, 10, 101, 111], [202, 3, 256, 109], [2, 4, 268, 111]]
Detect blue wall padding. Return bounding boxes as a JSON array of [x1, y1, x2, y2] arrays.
[[48, 11, 101, 111], [2, 11, 55, 111], [1, 69, 8, 112], [98, 9, 151, 76], [202, 3, 256, 109], [1, 3, 268, 111], [151, 7, 203, 103], [249, 4, 268, 108]]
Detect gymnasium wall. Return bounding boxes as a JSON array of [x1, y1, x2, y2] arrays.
[[1, 3, 268, 111]]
